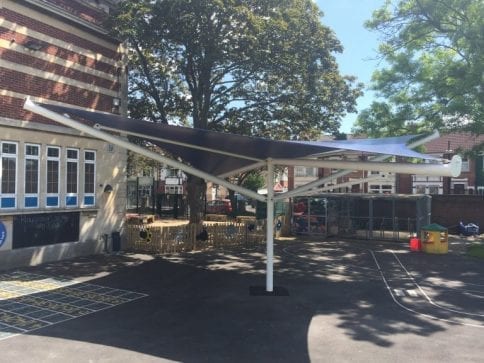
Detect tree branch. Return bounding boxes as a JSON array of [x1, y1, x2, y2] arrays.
[[131, 39, 168, 124]]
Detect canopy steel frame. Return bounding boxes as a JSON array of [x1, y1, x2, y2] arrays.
[[23, 98, 462, 293]]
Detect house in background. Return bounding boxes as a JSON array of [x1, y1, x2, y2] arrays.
[[288, 142, 397, 195], [0, 0, 127, 269], [289, 133, 483, 196], [408, 133, 484, 195]]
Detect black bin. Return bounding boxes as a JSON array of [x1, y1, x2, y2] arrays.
[[111, 231, 121, 252]]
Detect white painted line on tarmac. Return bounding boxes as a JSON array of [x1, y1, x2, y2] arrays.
[[407, 289, 419, 297], [393, 289, 405, 297], [369, 250, 484, 329], [391, 251, 484, 318]]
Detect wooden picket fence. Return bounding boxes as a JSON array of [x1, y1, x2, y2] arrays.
[[125, 220, 266, 254]]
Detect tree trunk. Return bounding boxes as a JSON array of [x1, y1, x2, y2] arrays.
[[186, 174, 206, 224]]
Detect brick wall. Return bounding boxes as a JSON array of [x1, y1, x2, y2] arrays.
[[1, 0, 124, 123], [431, 195, 484, 232], [0, 49, 119, 91], [43, 0, 109, 26], [396, 173, 412, 194], [1, 8, 119, 59]]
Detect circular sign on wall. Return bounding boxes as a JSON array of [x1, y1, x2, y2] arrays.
[[0, 221, 6, 248]]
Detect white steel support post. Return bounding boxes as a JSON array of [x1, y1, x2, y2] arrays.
[[266, 159, 275, 292]]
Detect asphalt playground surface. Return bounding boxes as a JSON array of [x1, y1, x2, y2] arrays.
[[0, 237, 483, 362]]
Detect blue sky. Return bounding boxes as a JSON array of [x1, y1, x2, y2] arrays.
[[315, 0, 385, 133]]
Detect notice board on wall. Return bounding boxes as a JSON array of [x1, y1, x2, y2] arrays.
[[13, 212, 80, 249]]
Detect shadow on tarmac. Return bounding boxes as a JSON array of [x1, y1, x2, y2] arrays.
[[2, 239, 483, 362]]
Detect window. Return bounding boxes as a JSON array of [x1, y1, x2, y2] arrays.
[[295, 166, 316, 177], [428, 185, 440, 195], [453, 183, 465, 194], [165, 185, 183, 194], [83, 150, 96, 206], [415, 185, 426, 194], [1, 142, 17, 208], [294, 167, 305, 177], [381, 185, 393, 194], [46, 146, 60, 207], [24, 144, 40, 208], [461, 158, 469, 172], [166, 168, 179, 177], [66, 148, 79, 207], [369, 184, 380, 194]]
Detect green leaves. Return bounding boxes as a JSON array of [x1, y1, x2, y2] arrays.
[[108, 0, 361, 140], [355, 0, 483, 141]]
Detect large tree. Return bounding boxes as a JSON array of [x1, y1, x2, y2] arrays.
[[353, 0, 483, 142], [108, 0, 362, 222]]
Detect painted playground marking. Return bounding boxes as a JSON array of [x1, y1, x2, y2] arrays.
[[0, 271, 147, 340]]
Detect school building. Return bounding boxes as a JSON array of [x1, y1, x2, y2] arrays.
[[0, 0, 127, 269]]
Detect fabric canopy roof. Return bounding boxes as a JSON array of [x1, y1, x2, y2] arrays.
[[22, 99, 460, 294], [39, 103, 436, 177]]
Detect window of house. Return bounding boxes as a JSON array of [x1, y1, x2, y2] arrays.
[[46, 146, 60, 207], [66, 148, 79, 207], [415, 185, 426, 194], [428, 185, 440, 195], [369, 184, 380, 193], [0, 142, 17, 208], [461, 158, 469, 172], [166, 168, 179, 177], [381, 185, 393, 194], [24, 144, 40, 208], [165, 185, 183, 194], [453, 183, 465, 194], [83, 150, 96, 207], [295, 167, 316, 177]]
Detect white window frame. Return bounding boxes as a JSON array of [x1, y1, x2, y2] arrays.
[[369, 184, 381, 194], [24, 143, 40, 208], [46, 146, 61, 208], [295, 166, 316, 177], [83, 150, 96, 207], [369, 183, 394, 194], [65, 148, 79, 207], [0, 141, 18, 209]]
